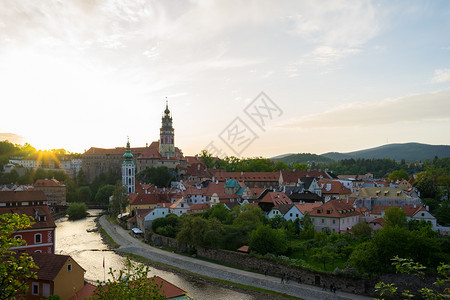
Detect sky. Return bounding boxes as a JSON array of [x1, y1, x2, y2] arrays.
[[0, 0, 450, 158]]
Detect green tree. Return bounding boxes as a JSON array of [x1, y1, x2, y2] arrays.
[[67, 202, 88, 220], [152, 214, 180, 238], [77, 186, 92, 203], [136, 167, 173, 187], [269, 215, 286, 229], [384, 207, 407, 228], [351, 222, 373, 240], [298, 213, 315, 240], [435, 200, 450, 226], [76, 169, 88, 187], [204, 203, 231, 224], [232, 204, 264, 232], [0, 213, 38, 299], [414, 171, 438, 199], [311, 248, 336, 271], [176, 215, 207, 246], [199, 150, 214, 168], [110, 184, 129, 217], [95, 257, 164, 299], [249, 225, 287, 255], [388, 169, 409, 182], [94, 184, 115, 204]]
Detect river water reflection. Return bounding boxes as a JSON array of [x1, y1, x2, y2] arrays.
[[55, 210, 255, 300]]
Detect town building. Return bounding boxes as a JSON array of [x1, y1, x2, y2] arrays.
[[1, 205, 56, 253], [28, 253, 85, 299], [309, 199, 360, 233], [0, 190, 48, 207], [352, 186, 420, 210], [33, 179, 66, 206], [82, 101, 187, 182]]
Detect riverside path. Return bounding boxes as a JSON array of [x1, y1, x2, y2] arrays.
[[99, 215, 372, 300]]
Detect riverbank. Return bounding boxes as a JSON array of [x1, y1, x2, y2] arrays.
[[98, 215, 371, 300]]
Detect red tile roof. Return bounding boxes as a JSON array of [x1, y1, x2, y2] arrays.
[[30, 253, 83, 281], [130, 193, 170, 206], [34, 179, 65, 187], [401, 205, 427, 217], [211, 170, 279, 182], [294, 203, 322, 214], [0, 190, 47, 203], [309, 199, 359, 218], [280, 170, 332, 184], [272, 203, 294, 215], [188, 203, 210, 212], [0, 206, 55, 229], [260, 192, 292, 206], [319, 180, 352, 195], [68, 283, 97, 300]]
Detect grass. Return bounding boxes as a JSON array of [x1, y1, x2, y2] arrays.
[[96, 218, 120, 249]]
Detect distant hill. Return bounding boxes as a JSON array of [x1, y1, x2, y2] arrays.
[[272, 153, 334, 165], [321, 143, 450, 162]]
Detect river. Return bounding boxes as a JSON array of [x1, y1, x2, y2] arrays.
[[55, 210, 256, 300]]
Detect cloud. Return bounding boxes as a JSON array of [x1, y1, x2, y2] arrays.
[[431, 69, 450, 83], [281, 89, 450, 129], [285, 1, 383, 65], [300, 46, 361, 66]]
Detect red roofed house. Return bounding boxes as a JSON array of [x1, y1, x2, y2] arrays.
[[33, 179, 66, 206], [28, 253, 86, 299], [0, 190, 48, 207], [319, 180, 352, 202], [1, 206, 56, 254], [284, 203, 322, 222], [279, 170, 333, 186], [258, 191, 292, 213], [309, 200, 360, 233], [401, 205, 437, 227]]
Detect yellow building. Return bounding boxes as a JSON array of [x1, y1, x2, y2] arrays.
[[28, 253, 85, 300]]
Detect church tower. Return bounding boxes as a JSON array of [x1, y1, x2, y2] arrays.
[[122, 137, 135, 194], [159, 99, 175, 158]]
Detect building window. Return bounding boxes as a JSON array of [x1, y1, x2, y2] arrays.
[[321, 219, 324, 223], [67, 264, 72, 272], [421, 213, 425, 216], [32, 282, 39, 295], [290, 213, 292, 217], [14, 235, 22, 240], [332, 219, 336, 224], [35, 250, 42, 253], [35, 233, 42, 244]]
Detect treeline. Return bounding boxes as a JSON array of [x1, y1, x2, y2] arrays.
[[150, 205, 449, 276], [200, 150, 289, 172]]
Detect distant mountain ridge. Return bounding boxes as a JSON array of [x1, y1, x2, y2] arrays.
[[272, 143, 450, 164], [272, 153, 333, 164], [322, 143, 450, 162]]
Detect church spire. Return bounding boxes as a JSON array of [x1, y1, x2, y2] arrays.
[[122, 137, 135, 194]]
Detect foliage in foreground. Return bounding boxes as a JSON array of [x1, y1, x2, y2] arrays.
[[95, 257, 165, 299], [0, 213, 38, 299], [375, 256, 449, 299]]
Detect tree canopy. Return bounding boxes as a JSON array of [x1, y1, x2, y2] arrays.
[[0, 213, 38, 299]]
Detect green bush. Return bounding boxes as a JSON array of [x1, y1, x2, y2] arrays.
[[67, 202, 88, 220]]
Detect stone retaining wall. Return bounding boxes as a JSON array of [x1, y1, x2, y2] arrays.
[[150, 234, 371, 295]]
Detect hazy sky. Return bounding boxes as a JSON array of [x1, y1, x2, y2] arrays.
[[1, 0, 449, 157]]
